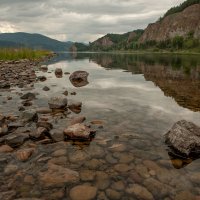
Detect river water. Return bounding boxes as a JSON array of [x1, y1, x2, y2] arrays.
[[1, 52, 200, 199]]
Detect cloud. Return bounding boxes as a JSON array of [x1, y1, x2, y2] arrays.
[[0, 0, 185, 42]]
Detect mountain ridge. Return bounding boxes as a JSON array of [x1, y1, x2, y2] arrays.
[[0, 32, 73, 51]]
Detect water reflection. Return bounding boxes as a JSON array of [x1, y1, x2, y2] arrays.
[[72, 53, 200, 112], [1, 52, 200, 199]]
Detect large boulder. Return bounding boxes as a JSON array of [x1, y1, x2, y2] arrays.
[[69, 71, 89, 87], [165, 120, 200, 156], [48, 97, 68, 109]]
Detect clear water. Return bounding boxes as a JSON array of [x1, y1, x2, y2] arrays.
[[1, 52, 200, 199]]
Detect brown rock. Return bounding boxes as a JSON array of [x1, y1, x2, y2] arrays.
[[64, 123, 93, 140], [39, 163, 79, 187], [15, 148, 34, 161], [0, 145, 13, 153], [69, 71, 89, 87], [175, 191, 195, 200], [106, 189, 121, 200], [126, 184, 154, 200], [70, 116, 86, 125], [69, 185, 97, 200]]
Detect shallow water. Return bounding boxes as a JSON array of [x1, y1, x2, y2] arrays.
[[1, 52, 200, 199]]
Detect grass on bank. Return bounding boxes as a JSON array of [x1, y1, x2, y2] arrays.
[[0, 48, 51, 61]]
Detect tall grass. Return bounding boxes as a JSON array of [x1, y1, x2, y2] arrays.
[[0, 48, 51, 60]]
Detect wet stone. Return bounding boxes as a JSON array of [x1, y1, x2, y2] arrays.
[[111, 181, 125, 191], [126, 184, 154, 200], [4, 164, 18, 175], [174, 191, 196, 200], [48, 96, 68, 109], [95, 171, 110, 190], [39, 163, 79, 187], [20, 92, 36, 100], [114, 163, 133, 173], [50, 129, 64, 142], [80, 170, 96, 181], [0, 145, 14, 153], [21, 109, 38, 123], [0, 190, 16, 200], [36, 107, 52, 114], [70, 116, 86, 125], [5, 133, 29, 148], [69, 185, 97, 200], [85, 158, 104, 170], [43, 86, 50, 91], [15, 148, 34, 162], [106, 189, 122, 200]]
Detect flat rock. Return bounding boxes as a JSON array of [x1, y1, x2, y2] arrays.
[[69, 185, 97, 200], [0, 145, 14, 153], [64, 123, 92, 140], [126, 184, 154, 200], [165, 120, 200, 155], [36, 107, 52, 114], [70, 116, 86, 125], [39, 163, 79, 187]]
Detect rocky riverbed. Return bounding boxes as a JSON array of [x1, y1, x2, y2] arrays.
[[0, 54, 200, 200]]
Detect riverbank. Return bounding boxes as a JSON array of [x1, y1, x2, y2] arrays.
[[0, 48, 53, 61]]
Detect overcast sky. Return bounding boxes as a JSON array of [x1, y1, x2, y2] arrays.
[[0, 0, 185, 42]]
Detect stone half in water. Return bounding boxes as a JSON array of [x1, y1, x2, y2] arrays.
[[165, 120, 200, 156], [64, 123, 95, 140], [48, 97, 68, 109], [69, 71, 89, 87]]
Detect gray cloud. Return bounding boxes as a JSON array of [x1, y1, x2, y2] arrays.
[[0, 0, 185, 42]]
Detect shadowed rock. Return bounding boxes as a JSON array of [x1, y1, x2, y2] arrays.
[[69, 71, 89, 87]]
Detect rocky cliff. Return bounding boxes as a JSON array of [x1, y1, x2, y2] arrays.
[[140, 4, 200, 43]]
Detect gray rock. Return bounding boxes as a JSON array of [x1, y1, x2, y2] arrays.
[[37, 121, 53, 131], [50, 129, 64, 142], [20, 92, 36, 100], [55, 68, 63, 75], [43, 86, 50, 91], [48, 97, 68, 109], [30, 127, 47, 139], [5, 133, 29, 148], [21, 109, 38, 123], [37, 76, 47, 82], [69, 71, 89, 87], [68, 101, 82, 114], [165, 120, 200, 155]]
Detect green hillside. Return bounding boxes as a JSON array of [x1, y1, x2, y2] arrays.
[[0, 32, 72, 51]]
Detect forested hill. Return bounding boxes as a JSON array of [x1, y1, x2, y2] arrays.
[[73, 0, 200, 52], [0, 32, 72, 51]]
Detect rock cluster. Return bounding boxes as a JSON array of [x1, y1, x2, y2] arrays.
[[0, 60, 37, 89]]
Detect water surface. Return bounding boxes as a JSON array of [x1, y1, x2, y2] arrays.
[[1, 52, 200, 199]]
